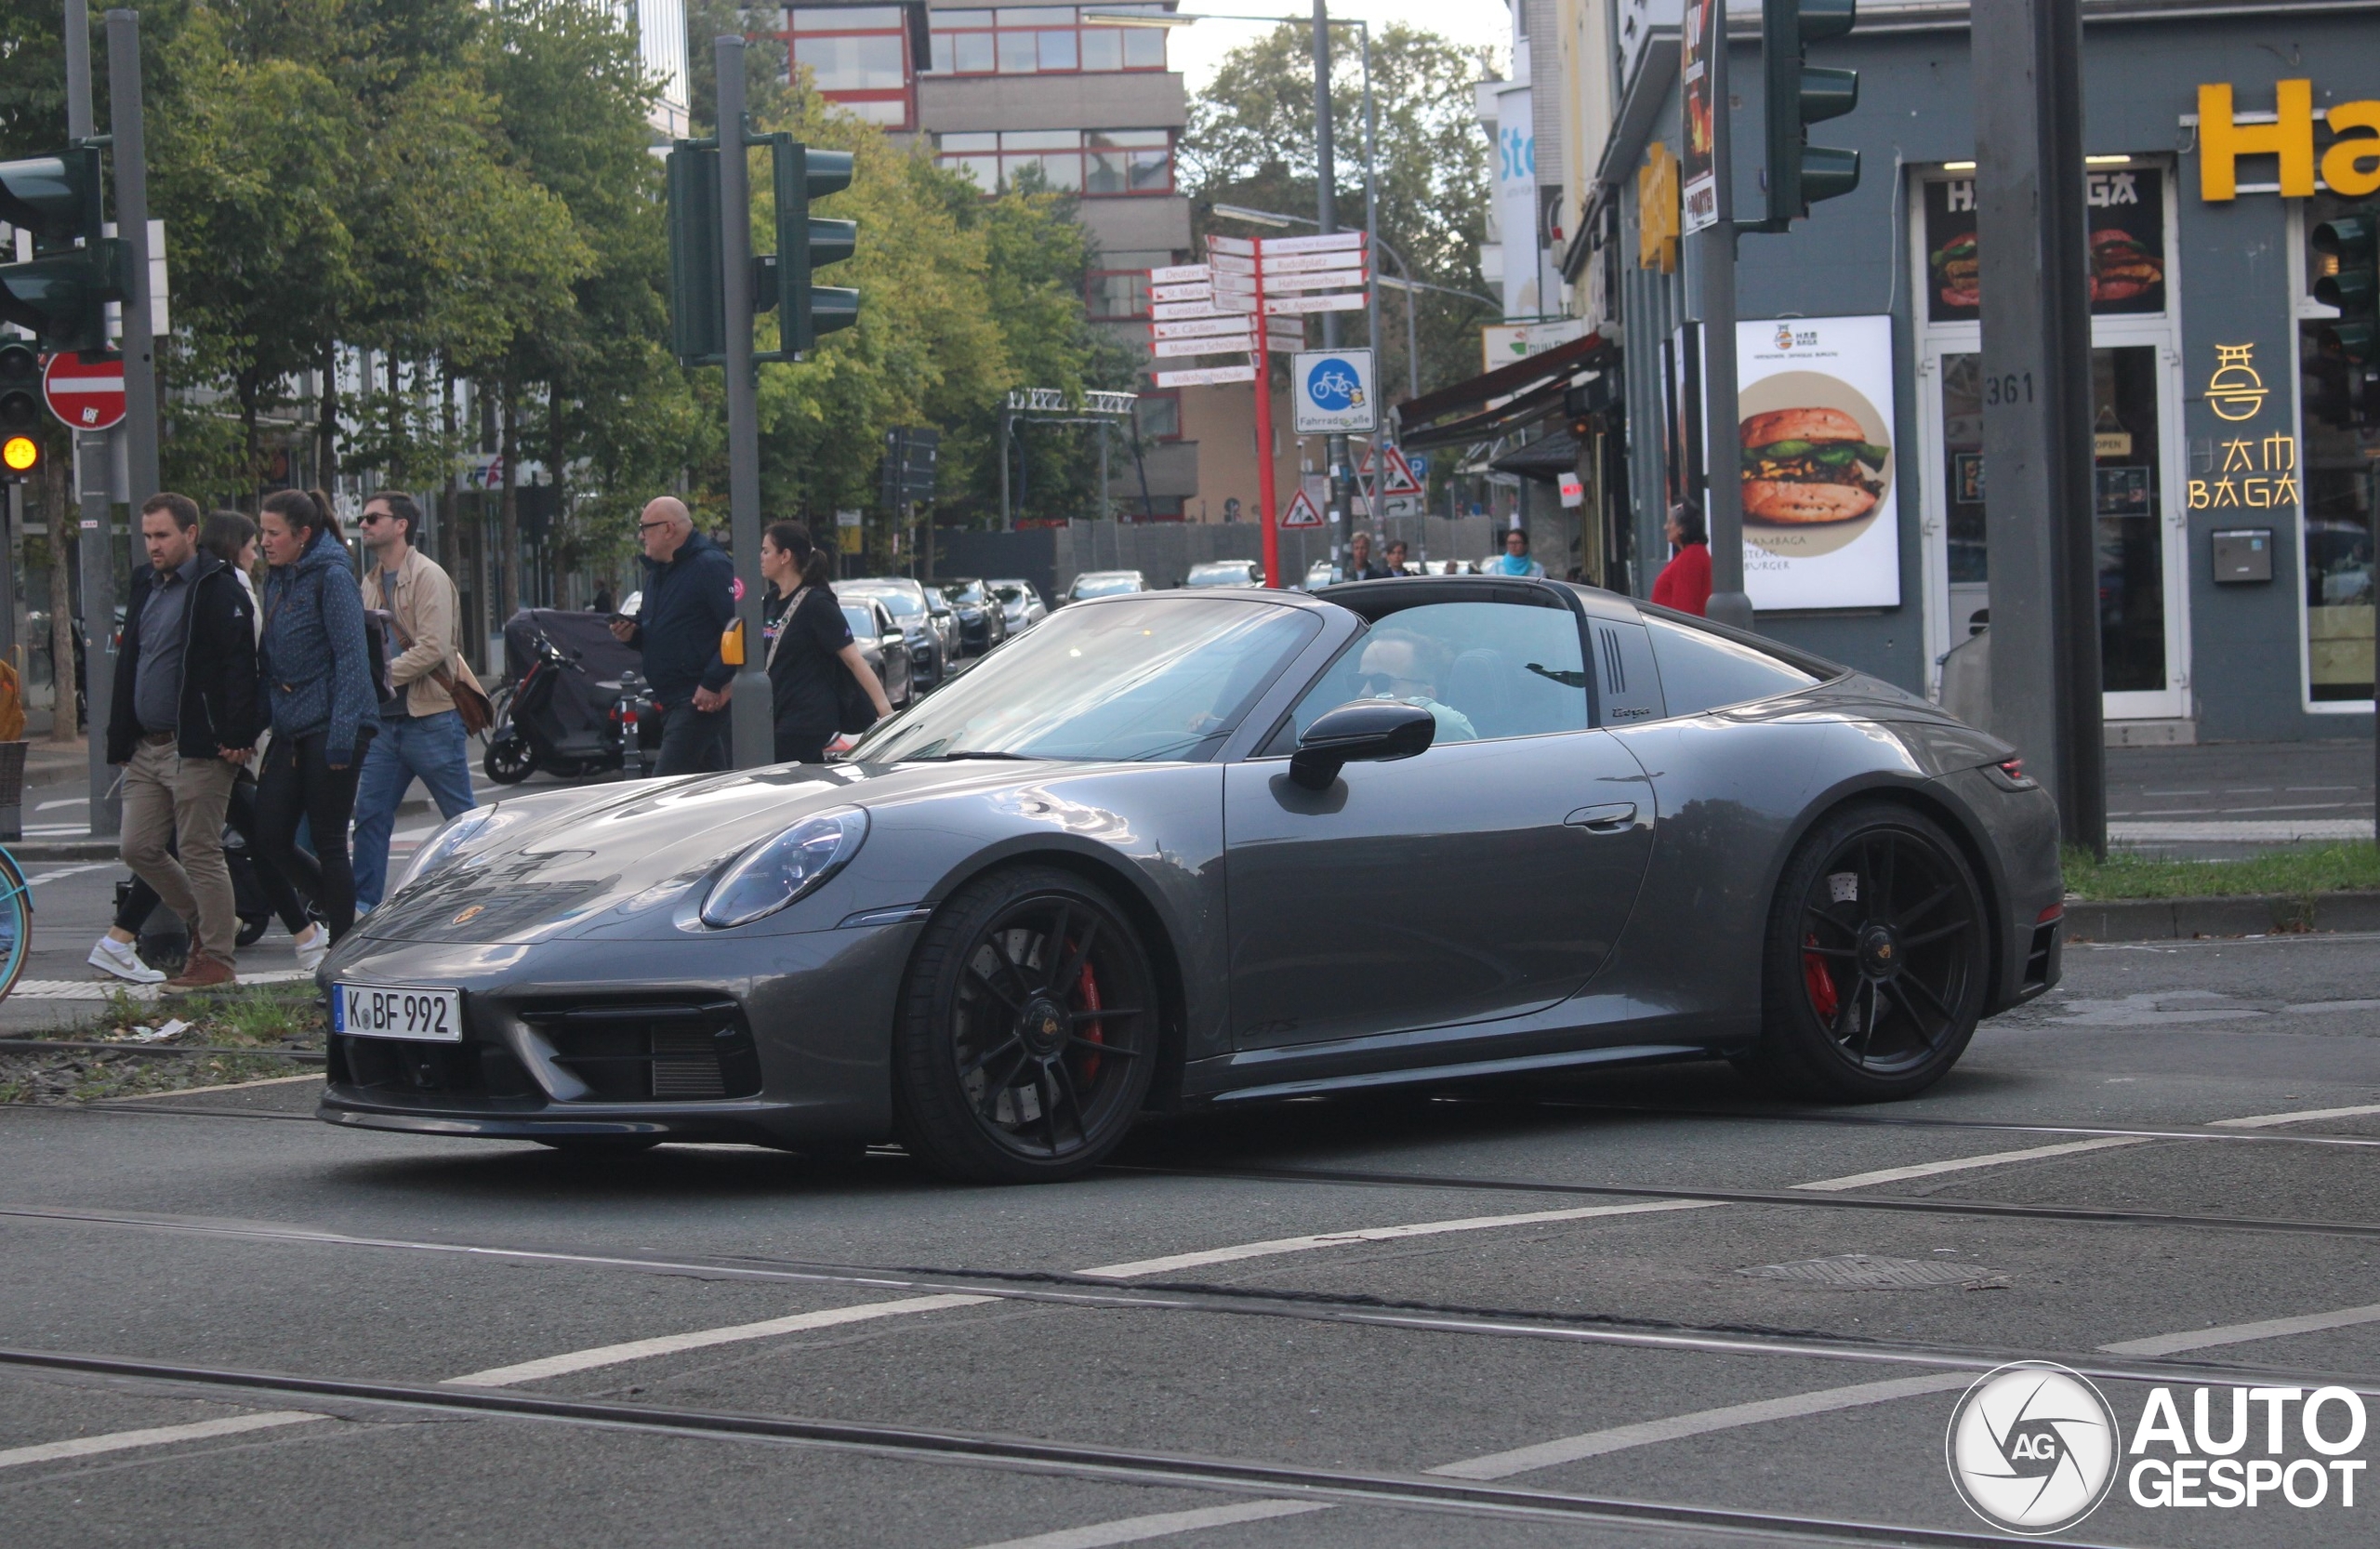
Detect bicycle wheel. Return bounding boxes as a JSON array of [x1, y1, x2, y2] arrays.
[[0, 849, 33, 1001]]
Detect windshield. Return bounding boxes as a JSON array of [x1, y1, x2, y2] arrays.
[[852, 587, 920, 619], [943, 580, 987, 604], [853, 597, 1319, 764], [1072, 573, 1143, 600], [1185, 563, 1255, 587], [840, 604, 879, 638], [994, 583, 1031, 604]]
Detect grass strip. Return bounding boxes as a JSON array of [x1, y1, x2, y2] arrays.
[[0, 985, 324, 1104], [2064, 841, 2380, 901]]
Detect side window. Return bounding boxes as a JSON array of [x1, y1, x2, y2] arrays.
[[1276, 601, 1590, 748], [1592, 618, 1664, 724], [1642, 615, 1821, 716]]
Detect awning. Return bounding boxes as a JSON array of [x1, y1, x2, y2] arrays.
[[1395, 331, 1618, 452], [1490, 430, 1580, 482]]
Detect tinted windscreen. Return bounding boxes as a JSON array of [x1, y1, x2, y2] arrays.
[[855, 598, 1318, 763], [853, 588, 920, 618], [1643, 616, 1821, 715], [1072, 575, 1142, 599], [840, 605, 879, 637]]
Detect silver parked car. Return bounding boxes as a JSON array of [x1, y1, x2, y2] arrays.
[[840, 578, 955, 690], [1061, 569, 1148, 605], [839, 594, 914, 710], [1183, 560, 1265, 589], [989, 579, 1047, 632]]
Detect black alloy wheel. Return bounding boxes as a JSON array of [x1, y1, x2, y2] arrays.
[[483, 735, 535, 785], [893, 867, 1158, 1183], [1749, 801, 1989, 1102]]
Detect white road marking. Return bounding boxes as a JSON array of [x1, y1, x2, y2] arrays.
[[1426, 1372, 1974, 1480], [1074, 1199, 1726, 1280], [2211, 1102, 2380, 1129], [0, 1410, 324, 1469], [33, 797, 87, 812], [438, 1293, 996, 1388], [969, 1501, 1329, 1549], [24, 863, 108, 885], [1791, 1136, 2148, 1192], [2100, 1303, 2380, 1357]]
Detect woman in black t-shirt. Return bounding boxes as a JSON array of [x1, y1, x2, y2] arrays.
[[760, 522, 894, 763]]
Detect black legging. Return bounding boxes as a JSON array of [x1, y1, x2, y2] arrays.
[[254, 731, 364, 941], [115, 778, 313, 937]]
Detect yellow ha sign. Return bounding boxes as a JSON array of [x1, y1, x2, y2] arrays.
[[2198, 80, 2380, 200]]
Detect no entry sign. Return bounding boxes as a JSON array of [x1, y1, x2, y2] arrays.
[[43, 352, 126, 432]]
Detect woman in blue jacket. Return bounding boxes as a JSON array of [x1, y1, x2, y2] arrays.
[[256, 489, 376, 941]]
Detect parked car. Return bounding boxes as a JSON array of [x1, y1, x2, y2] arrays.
[[1061, 569, 1148, 605], [324, 576, 2061, 1182], [1183, 560, 1264, 589], [840, 579, 951, 690], [840, 594, 914, 710], [989, 579, 1047, 632], [1302, 559, 1337, 590], [938, 577, 1010, 657]]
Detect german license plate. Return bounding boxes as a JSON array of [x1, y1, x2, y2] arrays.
[[334, 983, 464, 1042]]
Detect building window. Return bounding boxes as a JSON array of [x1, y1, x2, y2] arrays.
[[1087, 270, 1152, 321], [2299, 192, 2378, 707], [926, 7, 1170, 76], [1134, 389, 1181, 441], [786, 6, 916, 128], [937, 129, 1173, 196]]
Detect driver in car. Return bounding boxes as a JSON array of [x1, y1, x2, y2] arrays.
[[1354, 629, 1477, 743]]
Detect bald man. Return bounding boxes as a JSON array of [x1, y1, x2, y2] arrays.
[[613, 496, 737, 774]]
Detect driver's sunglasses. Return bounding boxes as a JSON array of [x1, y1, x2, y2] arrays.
[[359, 511, 390, 525]]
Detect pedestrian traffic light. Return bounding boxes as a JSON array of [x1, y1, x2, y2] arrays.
[[0, 147, 127, 355], [2313, 208, 2378, 366], [778, 143, 859, 354], [0, 342, 39, 479], [1762, 0, 1861, 224]]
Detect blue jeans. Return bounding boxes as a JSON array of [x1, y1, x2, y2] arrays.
[[351, 709, 479, 910]]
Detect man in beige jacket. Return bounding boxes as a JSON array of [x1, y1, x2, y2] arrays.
[[350, 492, 482, 912]]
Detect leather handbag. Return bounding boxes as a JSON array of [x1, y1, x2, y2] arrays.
[[378, 573, 496, 735]]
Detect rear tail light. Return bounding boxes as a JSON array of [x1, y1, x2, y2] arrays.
[[2036, 903, 2063, 923]]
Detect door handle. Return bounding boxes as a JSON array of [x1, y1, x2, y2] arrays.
[[1565, 801, 1638, 832]]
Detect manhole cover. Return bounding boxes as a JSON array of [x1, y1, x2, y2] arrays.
[[1736, 1253, 2010, 1291]]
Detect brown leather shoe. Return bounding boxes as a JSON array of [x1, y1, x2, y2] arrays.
[[165, 956, 236, 992]]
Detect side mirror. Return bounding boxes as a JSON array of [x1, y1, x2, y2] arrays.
[[1289, 700, 1436, 791]]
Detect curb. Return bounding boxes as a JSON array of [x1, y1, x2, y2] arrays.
[[2065, 891, 2380, 941]]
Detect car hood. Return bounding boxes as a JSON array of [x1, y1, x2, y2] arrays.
[[356, 760, 1131, 947]]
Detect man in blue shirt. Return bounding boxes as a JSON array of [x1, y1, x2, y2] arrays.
[[1487, 525, 1545, 577], [611, 496, 736, 774]]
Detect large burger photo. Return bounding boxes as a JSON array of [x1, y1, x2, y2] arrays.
[[1739, 406, 1891, 525]]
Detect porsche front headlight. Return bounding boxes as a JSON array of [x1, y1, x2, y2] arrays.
[[700, 807, 869, 928], [393, 805, 529, 894]]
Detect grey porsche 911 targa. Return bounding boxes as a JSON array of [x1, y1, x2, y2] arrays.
[[319, 577, 2062, 1182]]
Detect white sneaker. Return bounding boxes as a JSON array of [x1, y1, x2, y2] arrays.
[[294, 925, 330, 973], [89, 935, 166, 985]]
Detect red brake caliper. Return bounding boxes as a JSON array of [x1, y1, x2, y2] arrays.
[[1076, 953, 1104, 1082], [1803, 933, 1839, 1020]]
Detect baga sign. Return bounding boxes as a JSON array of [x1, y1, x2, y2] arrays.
[[2196, 79, 2380, 199]]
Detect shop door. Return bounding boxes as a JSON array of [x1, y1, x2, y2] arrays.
[[1919, 336, 2189, 721]]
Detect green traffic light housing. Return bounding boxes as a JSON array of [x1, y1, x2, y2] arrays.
[[1763, 0, 1862, 223], [779, 144, 859, 354], [667, 136, 859, 364], [2312, 211, 2377, 365], [0, 147, 127, 355]]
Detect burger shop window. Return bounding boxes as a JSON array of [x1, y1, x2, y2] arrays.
[[2296, 191, 2378, 708], [786, 7, 916, 128], [1920, 165, 2169, 323]]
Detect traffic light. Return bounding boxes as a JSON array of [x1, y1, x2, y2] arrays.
[[1762, 0, 1860, 224], [0, 147, 127, 355], [666, 140, 723, 364], [778, 143, 858, 353], [0, 342, 39, 479]]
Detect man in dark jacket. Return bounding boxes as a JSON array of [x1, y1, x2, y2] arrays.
[[610, 496, 735, 774], [107, 492, 262, 989]]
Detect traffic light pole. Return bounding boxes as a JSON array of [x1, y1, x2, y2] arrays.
[[1973, 0, 2105, 856], [105, 10, 160, 509], [66, 0, 117, 836], [1699, 4, 1754, 632], [713, 34, 770, 772]]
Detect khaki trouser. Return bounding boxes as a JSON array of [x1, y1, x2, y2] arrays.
[[120, 737, 241, 971]]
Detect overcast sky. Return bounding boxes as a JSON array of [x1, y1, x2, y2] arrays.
[[1168, 2, 1513, 94]]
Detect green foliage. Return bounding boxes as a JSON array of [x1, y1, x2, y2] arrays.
[[1184, 23, 1495, 404], [2060, 842, 2380, 901]]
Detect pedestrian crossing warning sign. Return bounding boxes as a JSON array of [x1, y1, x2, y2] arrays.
[[1279, 487, 1325, 528]]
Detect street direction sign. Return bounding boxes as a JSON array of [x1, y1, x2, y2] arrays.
[[1149, 262, 1210, 285], [1293, 349, 1377, 434], [1155, 362, 1259, 388], [1263, 292, 1368, 316], [1209, 253, 1257, 275], [1263, 231, 1366, 255], [1152, 336, 1253, 359], [1151, 282, 1212, 303], [1153, 314, 1258, 340], [1258, 250, 1368, 276], [1252, 269, 1369, 295], [1280, 485, 1326, 527], [1207, 234, 1256, 256], [42, 351, 125, 431]]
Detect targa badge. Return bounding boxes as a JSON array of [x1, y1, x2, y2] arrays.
[[1946, 1361, 2119, 1535]]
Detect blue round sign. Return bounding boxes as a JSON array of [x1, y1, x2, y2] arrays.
[[1304, 356, 1365, 413]]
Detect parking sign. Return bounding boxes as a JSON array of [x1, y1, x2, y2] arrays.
[[1292, 349, 1376, 435]]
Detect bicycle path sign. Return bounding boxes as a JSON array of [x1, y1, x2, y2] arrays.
[[1291, 349, 1376, 435]]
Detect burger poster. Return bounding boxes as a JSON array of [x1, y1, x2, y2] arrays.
[[1734, 314, 1903, 611], [1923, 166, 2167, 324]]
